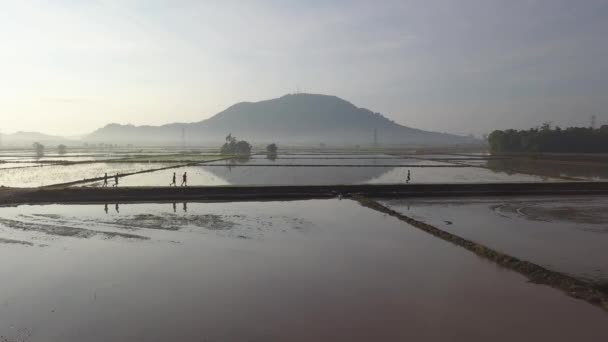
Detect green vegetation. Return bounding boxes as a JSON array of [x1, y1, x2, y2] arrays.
[[489, 124, 608, 153], [220, 133, 251, 155]]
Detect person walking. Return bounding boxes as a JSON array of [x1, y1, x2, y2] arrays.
[[407, 170, 411, 184], [113, 173, 119, 187], [181, 172, 187, 187], [102, 173, 108, 187], [170, 172, 177, 187]]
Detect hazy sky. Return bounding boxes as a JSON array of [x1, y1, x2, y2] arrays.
[[1, 0, 607, 136]]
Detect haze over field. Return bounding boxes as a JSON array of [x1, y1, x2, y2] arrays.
[[87, 94, 476, 146], [1, 0, 607, 138]]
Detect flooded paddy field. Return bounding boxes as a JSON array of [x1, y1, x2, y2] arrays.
[[379, 196, 608, 285], [2, 151, 588, 188], [95, 163, 560, 187], [0, 199, 606, 341], [206, 156, 453, 166], [483, 158, 608, 181], [0, 162, 187, 187], [0, 163, 44, 170]]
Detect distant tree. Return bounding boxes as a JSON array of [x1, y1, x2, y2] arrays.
[[489, 125, 608, 153], [57, 144, 67, 155], [220, 134, 251, 155], [33, 142, 45, 157], [266, 143, 278, 154], [234, 140, 252, 154], [266, 143, 278, 161]]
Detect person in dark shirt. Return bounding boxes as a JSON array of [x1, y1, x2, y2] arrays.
[[181, 172, 187, 187]]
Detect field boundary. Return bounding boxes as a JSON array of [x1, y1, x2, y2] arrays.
[[2, 182, 608, 205], [354, 196, 608, 312]]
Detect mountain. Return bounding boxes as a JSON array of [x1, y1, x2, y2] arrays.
[[0, 131, 69, 147], [87, 93, 478, 147]]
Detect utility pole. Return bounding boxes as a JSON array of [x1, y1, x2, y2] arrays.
[[181, 127, 186, 151], [373, 128, 378, 148]]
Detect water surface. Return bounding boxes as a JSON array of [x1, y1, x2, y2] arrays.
[[0, 199, 606, 341], [380, 196, 608, 284]]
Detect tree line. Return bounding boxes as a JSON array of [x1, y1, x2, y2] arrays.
[[488, 124, 608, 153]]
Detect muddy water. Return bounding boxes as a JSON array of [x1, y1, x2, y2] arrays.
[[0, 199, 606, 341], [380, 196, 608, 284]]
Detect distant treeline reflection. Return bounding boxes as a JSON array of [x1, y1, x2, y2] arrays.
[[489, 124, 608, 153]]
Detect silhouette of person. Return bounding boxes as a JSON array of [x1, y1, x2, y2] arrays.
[[104, 203, 108, 214], [170, 172, 177, 187], [181, 172, 187, 187], [113, 173, 119, 187], [407, 170, 411, 184], [183, 202, 188, 213], [115, 203, 120, 214], [102, 173, 108, 187], [172, 202, 177, 213]]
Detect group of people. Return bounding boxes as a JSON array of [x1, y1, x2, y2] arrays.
[[170, 172, 188, 187], [101, 171, 188, 187], [102, 173, 119, 187]]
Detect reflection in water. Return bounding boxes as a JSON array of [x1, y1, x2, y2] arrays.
[[0, 200, 606, 341], [382, 196, 608, 284], [266, 152, 277, 161], [207, 165, 396, 185], [486, 158, 608, 180]]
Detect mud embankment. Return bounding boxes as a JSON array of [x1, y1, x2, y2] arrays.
[[2, 182, 608, 206], [355, 196, 608, 312]]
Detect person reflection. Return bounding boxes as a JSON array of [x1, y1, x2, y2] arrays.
[[183, 202, 188, 213], [104, 203, 108, 214], [115, 203, 120, 214], [172, 202, 177, 213]]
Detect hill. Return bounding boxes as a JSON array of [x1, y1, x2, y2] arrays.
[[0, 131, 69, 147], [87, 94, 477, 147]]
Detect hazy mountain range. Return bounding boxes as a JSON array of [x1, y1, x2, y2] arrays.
[[2, 94, 478, 147]]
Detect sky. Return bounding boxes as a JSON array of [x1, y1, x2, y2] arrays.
[[1, 0, 607, 137]]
